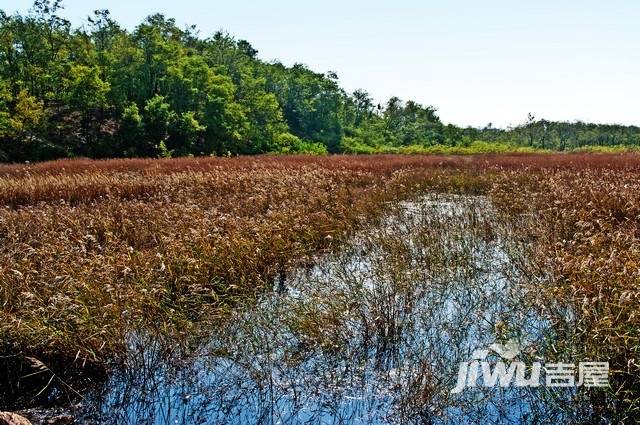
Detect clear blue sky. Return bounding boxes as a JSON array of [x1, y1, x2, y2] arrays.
[[1, 0, 639, 128]]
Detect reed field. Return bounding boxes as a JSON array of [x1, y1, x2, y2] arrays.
[[0, 153, 639, 422]]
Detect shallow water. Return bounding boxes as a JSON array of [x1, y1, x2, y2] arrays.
[[74, 195, 592, 424]]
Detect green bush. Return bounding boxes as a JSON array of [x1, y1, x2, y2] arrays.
[[339, 138, 549, 155], [570, 145, 640, 153], [274, 133, 328, 155], [340, 137, 394, 154]]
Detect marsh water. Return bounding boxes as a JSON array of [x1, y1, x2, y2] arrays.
[[70, 195, 596, 424]]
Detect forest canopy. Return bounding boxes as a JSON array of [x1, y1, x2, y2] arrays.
[[1, 1, 639, 161]]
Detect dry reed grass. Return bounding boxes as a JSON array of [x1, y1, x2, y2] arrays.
[[1, 153, 639, 415]]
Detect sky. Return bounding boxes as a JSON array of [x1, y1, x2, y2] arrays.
[[1, 0, 639, 128]]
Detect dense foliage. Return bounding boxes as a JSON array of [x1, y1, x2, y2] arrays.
[[0, 1, 639, 162]]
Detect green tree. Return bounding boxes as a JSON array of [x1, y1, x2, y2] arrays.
[[167, 111, 205, 156], [64, 64, 109, 111], [143, 94, 174, 156], [118, 101, 143, 156]]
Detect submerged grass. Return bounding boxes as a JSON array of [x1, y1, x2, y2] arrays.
[[0, 153, 639, 418]]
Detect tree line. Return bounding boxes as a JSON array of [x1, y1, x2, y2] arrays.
[[1, 1, 639, 162]]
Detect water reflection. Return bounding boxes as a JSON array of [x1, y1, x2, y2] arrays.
[[80, 195, 589, 424]]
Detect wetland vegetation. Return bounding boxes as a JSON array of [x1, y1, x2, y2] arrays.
[[1, 2, 639, 424], [0, 153, 638, 423]]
